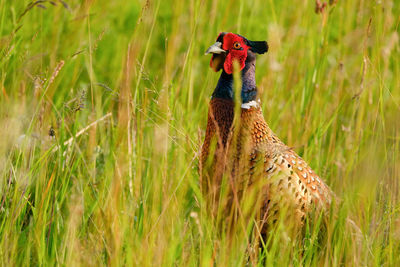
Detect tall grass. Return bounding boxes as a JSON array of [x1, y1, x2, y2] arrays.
[[0, 0, 399, 265]]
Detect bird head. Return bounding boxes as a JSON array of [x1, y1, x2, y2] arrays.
[[205, 32, 268, 74]]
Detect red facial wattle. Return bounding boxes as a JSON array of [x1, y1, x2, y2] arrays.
[[210, 54, 217, 68], [222, 33, 250, 74]]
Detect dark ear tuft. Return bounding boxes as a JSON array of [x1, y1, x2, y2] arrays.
[[247, 40, 268, 54]]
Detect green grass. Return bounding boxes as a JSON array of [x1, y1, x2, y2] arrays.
[[0, 0, 399, 265]]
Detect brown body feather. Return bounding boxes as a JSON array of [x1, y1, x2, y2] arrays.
[[237, 106, 332, 236], [200, 100, 332, 235], [200, 98, 234, 213]]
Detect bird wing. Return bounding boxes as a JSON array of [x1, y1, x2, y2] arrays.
[[238, 107, 333, 229]]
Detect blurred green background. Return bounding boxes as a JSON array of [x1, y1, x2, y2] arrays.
[[0, 0, 399, 265]]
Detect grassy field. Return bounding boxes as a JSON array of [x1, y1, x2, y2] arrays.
[[0, 0, 399, 265]]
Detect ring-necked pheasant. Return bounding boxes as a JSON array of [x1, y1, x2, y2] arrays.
[[200, 32, 333, 237]]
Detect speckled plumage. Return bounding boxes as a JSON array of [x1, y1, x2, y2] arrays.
[[237, 106, 332, 235]]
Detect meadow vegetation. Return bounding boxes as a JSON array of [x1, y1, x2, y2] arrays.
[[0, 0, 399, 265]]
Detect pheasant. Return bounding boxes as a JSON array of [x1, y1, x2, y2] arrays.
[[200, 32, 333, 237]]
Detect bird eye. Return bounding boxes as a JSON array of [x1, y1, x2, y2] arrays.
[[233, 42, 241, 49]]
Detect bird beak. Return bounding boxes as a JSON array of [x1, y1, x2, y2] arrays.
[[205, 42, 225, 55]]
